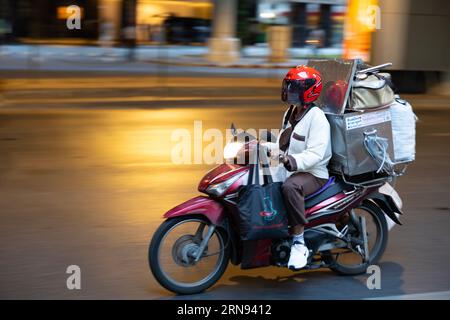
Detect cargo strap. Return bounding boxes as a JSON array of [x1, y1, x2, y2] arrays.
[[363, 130, 394, 174]]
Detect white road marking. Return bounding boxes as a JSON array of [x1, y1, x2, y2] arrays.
[[367, 290, 450, 300]]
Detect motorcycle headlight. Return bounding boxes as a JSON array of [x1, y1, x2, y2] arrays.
[[223, 142, 243, 160], [206, 173, 243, 196]]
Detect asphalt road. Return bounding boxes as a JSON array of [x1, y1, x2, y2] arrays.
[[0, 73, 450, 299]]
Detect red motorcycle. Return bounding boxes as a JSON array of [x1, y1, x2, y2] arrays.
[[148, 129, 403, 295]]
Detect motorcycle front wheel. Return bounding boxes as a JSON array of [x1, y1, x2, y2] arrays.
[[149, 216, 230, 294]]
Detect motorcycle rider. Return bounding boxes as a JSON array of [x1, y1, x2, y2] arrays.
[[264, 65, 332, 270]]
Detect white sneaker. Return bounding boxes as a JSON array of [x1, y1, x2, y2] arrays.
[[288, 241, 309, 270]]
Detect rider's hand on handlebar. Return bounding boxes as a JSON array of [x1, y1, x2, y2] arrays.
[[260, 142, 272, 157], [269, 148, 283, 161], [279, 154, 289, 165]]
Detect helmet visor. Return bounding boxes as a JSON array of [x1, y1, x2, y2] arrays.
[[281, 79, 315, 105]]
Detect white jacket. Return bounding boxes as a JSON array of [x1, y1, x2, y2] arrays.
[[266, 106, 332, 180]]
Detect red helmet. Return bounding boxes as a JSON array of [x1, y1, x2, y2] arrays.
[[281, 65, 323, 105]]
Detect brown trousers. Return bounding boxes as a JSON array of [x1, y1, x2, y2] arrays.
[[281, 172, 328, 226]]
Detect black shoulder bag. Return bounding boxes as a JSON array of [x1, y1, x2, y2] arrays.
[[238, 143, 289, 241]]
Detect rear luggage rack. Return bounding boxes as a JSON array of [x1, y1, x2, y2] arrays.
[[333, 169, 392, 188]]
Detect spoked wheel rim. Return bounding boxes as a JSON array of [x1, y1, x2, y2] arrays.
[[156, 218, 226, 289], [328, 205, 384, 270]]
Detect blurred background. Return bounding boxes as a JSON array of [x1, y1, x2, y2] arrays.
[[0, 0, 449, 299], [0, 0, 448, 89]]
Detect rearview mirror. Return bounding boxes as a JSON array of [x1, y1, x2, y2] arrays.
[[230, 123, 237, 137]]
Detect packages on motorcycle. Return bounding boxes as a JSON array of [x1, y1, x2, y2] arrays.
[[309, 59, 417, 178]]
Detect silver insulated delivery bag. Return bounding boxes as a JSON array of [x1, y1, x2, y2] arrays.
[[327, 108, 395, 176]]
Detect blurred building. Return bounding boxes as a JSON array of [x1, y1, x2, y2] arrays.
[[136, 0, 212, 43], [342, 0, 450, 93], [0, 0, 345, 45], [371, 0, 449, 72], [0, 0, 213, 43], [1, 0, 448, 82], [256, 0, 346, 48], [0, 0, 100, 40]]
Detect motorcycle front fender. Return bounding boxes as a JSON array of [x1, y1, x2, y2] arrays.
[[163, 196, 225, 226]]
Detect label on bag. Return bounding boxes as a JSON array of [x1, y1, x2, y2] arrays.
[[345, 110, 391, 130]]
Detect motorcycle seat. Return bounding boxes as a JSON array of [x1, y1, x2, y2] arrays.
[[305, 176, 336, 200], [305, 177, 351, 209]]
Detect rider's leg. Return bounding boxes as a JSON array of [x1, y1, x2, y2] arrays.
[[282, 172, 327, 269], [291, 224, 304, 235]]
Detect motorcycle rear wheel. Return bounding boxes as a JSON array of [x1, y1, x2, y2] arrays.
[[149, 216, 230, 294], [324, 201, 388, 275]]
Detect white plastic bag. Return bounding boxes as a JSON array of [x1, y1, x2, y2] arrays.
[[389, 96, 417, 162]]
